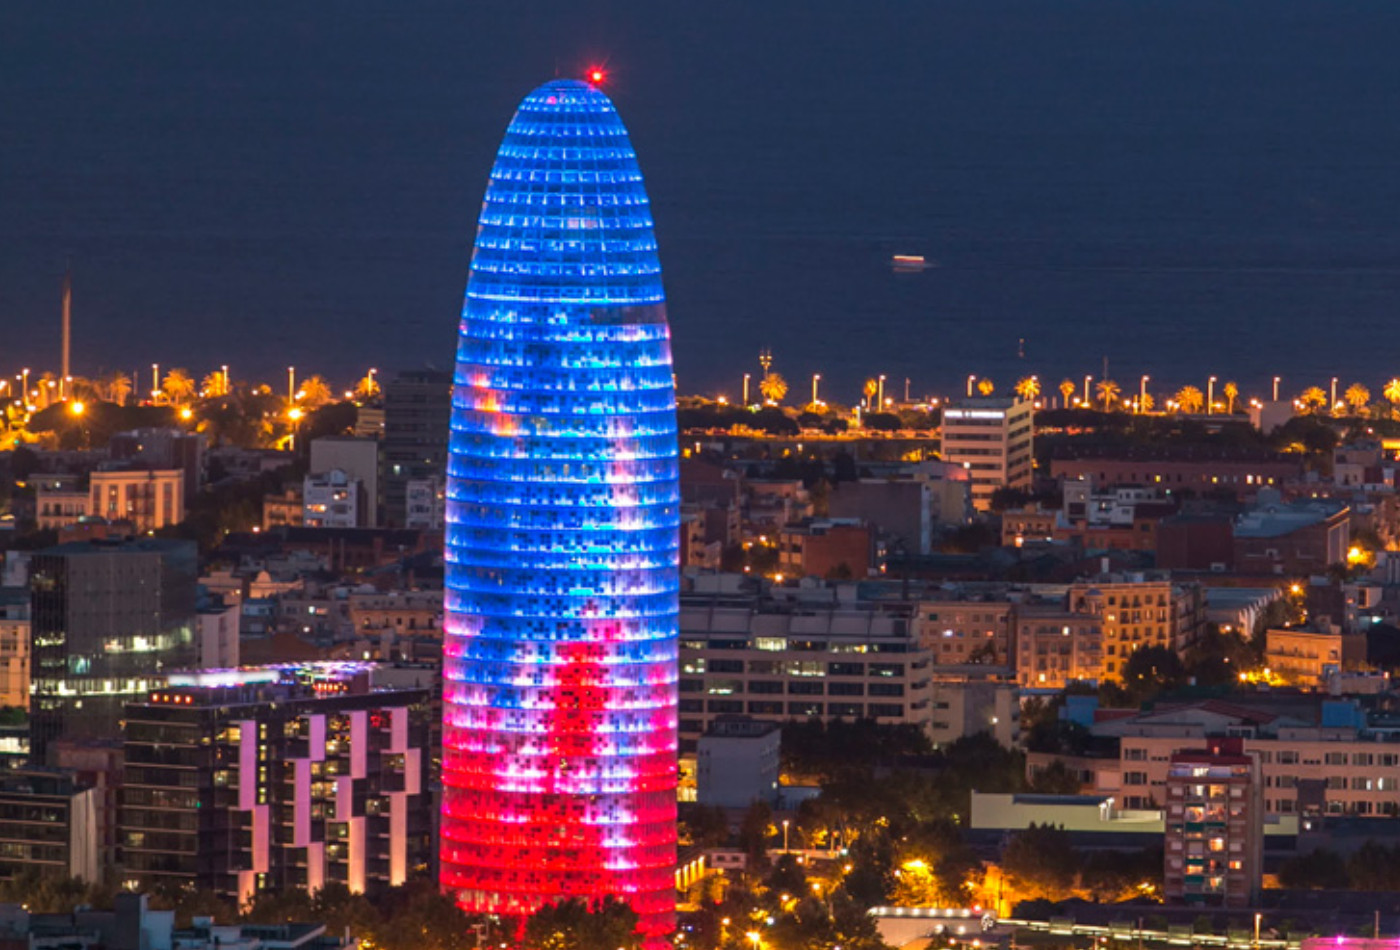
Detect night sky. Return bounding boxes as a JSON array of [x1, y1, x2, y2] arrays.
[[2, 1, 1399, 400]]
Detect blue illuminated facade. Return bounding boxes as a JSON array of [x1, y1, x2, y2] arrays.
[[441, 79, 679, 940]]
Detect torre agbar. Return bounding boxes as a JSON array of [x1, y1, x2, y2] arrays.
[[440, 78, 680, 938]]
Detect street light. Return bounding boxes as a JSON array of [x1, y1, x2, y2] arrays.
[[1207, 376, 1217, 415], [966, 374, 975, 397], [1330, 376, 1339, 414], [812, 374, 821, 406], [1272, 376, 1281, 401], [877, 375, 886, 409], [1139, 375, 1149, 414], [1083, 374, 1092, 405], [742, 373, 751, 406], [782, 818, 790, 852], [288, 366, 297, 404]]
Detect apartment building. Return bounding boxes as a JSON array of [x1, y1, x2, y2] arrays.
[[1068, 573, 1204, 680], [121, 665, 431, 906], [1014, 606, 1104, 690], [1098, 699, 1400, 818], [678, 597, 931, 754], [918, 593, 1016, 667], [1163, 738, 1263, 908], [89, 469, 184, 533]]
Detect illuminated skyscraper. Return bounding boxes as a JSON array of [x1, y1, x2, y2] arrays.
[[440, 78, 679, 939]]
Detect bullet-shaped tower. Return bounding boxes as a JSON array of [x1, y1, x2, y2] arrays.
[[441, 78, 679, 940]]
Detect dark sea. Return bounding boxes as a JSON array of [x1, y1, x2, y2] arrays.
[[2, 1, 1400, 403]]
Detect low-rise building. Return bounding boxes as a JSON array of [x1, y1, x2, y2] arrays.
[[1233, 495, 1350, 577], [88, 469, 184, 533], [696, 717, 780, 809], [1264, 623, 1366, 685], [302, 470, 364, 529], [403, 476, 445, 531], [776, 519, 873, 579], [927, 666, 1018, 748]]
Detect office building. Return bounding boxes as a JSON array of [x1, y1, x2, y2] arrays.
[[940, 397, 1033, 511], [440, 78, 679, 939], [28, 539, 197, 761], [678, 600, 932, 752], [121, 665, 430, 906], [0, 769, 100, 882], [382, 370, 452, 528], [1163, 738, 1263, 907]]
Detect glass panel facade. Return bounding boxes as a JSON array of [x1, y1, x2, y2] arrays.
[[440, 78, 679, 942]]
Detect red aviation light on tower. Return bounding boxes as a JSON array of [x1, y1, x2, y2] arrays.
[[587, 67, 606, 85]]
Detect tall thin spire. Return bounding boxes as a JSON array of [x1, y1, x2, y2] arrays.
[[61, 264, 72, 391]]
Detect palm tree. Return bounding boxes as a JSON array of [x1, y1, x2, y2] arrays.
[[354, 373, 380, 401], [759, 372, 788, 404], [162, 368, 196, 405], [1014, 376, 1041, 402], [976, 378, 994, 396], [1095, 378, 1121, 410], [862, 378, 878, 409], [1345, 383, 1371, 416], [1058, 379, 1077, 408], [201, 372, 229, 398], [1139, 392, 1155, 413], [1223, 381, 1239, 414], [1384, 378, 1400, 412], [108, 372, 132, 407], [1299, 386, 1327, 414], [1175, 386, 1204, 414], [299, 375, 334, 408]]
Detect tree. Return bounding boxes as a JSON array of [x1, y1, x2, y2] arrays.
[[1345, 382, 1371, 415], [1384, 378, 1400, 416], [976, 377, 994, 396], [1223, 381, 1239, 414], [1015, 377, 1040, 401], [523, 896, 640, 950], [1001, 823, 1079, 901], [355, 372, 380, 401], [1121, 645, 1187, 703], [1175, 385, 1204, 414], [1279, 848, 1350, 890], [1058, 379, 1077, 407], [1138, 391, 1155, 413], [1095, 378, 1121, 410], [161, 368, 196, 405], [299, 375, 334, 408], [201, 372, 229, 398], [863, 378, 879, 407], [1299, 386, 1327, 413], [108, 372, 133, 406], [759, 372, 788, 404]]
